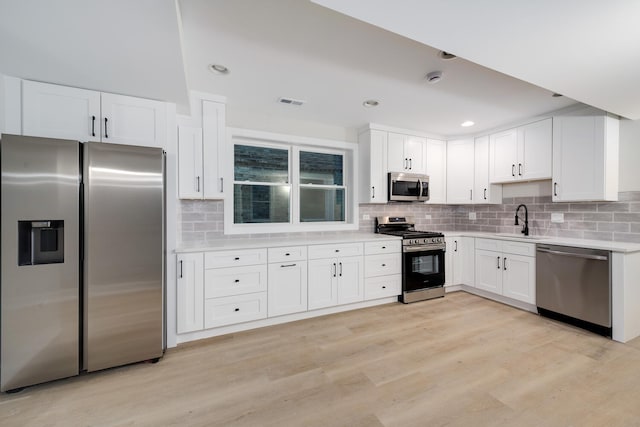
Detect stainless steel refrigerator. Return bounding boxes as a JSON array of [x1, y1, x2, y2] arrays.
[[1, 134, 165, 392]]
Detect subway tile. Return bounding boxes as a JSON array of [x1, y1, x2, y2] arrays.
[[632, 224, 640, 233], [629, 202, 640, 212], [582, 212, 613, 222], [598, 222, 630, 232], [613, 233, 640, 243], [556, 230, 584, 239], [569, 203, 598, 212], [533, 212, 551, 220], [618, 192, 640, 201], [583, 231, 613, 241], [535, 196, 553, 204], [513, 196, 536, 204], [598, 202, 629, 212], [181, 212, 206, 221], [568, 221, 597, 231], [614, 212, 640, 222], [563, 212, 584, 221], [544, 203, 570, 211]]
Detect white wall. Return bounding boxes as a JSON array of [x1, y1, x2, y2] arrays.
[[619, 119, 640, 192], [227, 106, 358, 143]]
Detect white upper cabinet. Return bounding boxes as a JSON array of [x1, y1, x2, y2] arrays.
[[22, 80, 101, 142], [489, 118, 552, 183], [446, 138, 475, 204], [100, 93, 166, 148], [552, 108, 619, 202], [21, 80, 166, 148], [424, 138, 447, 204], [387, 132, 426, 174], [358, 129, 388, 203], [474, 136, 502, 204], [177, 100, 226, 200]]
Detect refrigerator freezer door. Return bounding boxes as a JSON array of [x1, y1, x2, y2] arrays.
[[1, 134, 80, 392], [83, 142, 164, 372]]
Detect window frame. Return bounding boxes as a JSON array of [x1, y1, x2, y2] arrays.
[[224, 128, 359, 235]]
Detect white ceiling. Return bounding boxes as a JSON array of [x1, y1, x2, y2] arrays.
[[178, 0, 575, 136], [4, 0, 623, 137], [311, 0, 640, 121], [0, 0, 189, 107]]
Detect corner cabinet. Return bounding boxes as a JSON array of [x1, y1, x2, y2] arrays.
[[425, 139, 447, 204], [22, 80, 167, 147], [177, 100, 226, 199], [444, 236, 475, 287], [446, 139, 475, 204], [358, 129, 388, 203], [489, 118, 552, 183], [474, 136, 502, 204], [552, 108, 619, 202]]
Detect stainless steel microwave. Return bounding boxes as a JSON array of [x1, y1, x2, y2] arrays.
[[388, 172, 429, 202]]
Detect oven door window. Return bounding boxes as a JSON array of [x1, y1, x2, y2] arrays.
[[404, 249, 445, 292]]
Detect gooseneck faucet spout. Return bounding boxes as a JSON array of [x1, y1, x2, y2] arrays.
[[514, 204, 529, 236]]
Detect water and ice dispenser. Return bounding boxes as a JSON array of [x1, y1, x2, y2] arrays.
[[18, 220, 64, 265]]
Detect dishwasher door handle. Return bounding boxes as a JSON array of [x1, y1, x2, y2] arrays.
[[536, 247, 608, 261]]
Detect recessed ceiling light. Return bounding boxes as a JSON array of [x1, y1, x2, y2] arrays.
[[363, 99, 379, 108], [439, 51, 457, 60], [461, 121, 475, 127], [552, 93, 563, 97], [208, 64, 229, 75]]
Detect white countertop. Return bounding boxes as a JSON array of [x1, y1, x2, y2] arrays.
[[444, 232, 640, 253], [175, 232, 401, 253]]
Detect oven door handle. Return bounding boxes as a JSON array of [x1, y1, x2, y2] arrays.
[[403, 244, 446, 253]]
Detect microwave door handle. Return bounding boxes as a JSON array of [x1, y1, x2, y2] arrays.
[[417, 179, 423, 200]]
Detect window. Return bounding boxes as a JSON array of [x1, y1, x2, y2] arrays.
[[225, 129, 358, 234]]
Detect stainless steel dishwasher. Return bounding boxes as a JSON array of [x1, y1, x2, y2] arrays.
[[536, 244, 611, 337]]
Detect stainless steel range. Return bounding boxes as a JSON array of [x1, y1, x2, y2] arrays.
[[376, 216, 445, 303]]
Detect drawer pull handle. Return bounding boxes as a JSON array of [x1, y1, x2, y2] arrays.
[[285, 253, 290, 256], [382, 263, 386, 267], [382, 286, 386, 289], [382, 246, 386, 249], [234, 257, 240, 260], [234, 279, 240, 283], [281, 264, 297, 268], [335, 249, 340, 253], [234, 308, 239, 312]]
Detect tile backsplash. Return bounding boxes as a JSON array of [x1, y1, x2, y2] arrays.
[[178, 191, 640, 246]]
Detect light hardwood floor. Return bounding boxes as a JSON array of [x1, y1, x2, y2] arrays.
[[3, 291, 640, 426]]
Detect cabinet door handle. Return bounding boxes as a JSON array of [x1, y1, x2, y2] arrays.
[[333, 263, 337, 277], [518, 163, 523, 176], [234, 308, 240, 312], [372, 186, 375, 199], [91, 115, 96, 137], [234, 279, 240, 283], [409, 158, 412, 170], [220, 177, 224, 193], [285, 253, 290, 256], [381, 263, 386, 267], [497, 256, 501, 269], [104, 117, 109, 139], [339, 262, 343, 277], [454, 240, 458, 252], [484, 188, 487, 200], [404, 158, 408, 169], [281, 263, 297, 268], [503, 257, 507, 270], [196, 176, 200, 192], [234, 257, 240, 261], [470, 189, 473, 200], [554, 182, 558, 197], [335, 249, 340, 253], [179, 260, 183, 278], [511, 164, 515, 177]]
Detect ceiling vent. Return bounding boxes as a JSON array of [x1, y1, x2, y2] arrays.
[[278, 97, 306, 106], [426, 71, 443, 84]]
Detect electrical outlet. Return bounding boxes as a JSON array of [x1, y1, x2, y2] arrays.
[[362, 214, 370, 220], [425, 214, 432, 220], [551, 213, 564, 223], [469, 212, 477, 220]]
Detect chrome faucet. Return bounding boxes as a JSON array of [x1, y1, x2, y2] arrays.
[[514, 204, 529, 236]]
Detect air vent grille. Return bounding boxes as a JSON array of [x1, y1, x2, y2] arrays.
[[278, 97, 306, 106]]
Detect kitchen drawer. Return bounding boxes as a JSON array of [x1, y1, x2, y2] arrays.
[[364, 240, 401, 255], [475, 238, 503, 252], [205, 248, 267, 269], [308, 242, 363, 260], [268, 246, 307, 263], [204, 264, 267, 298], [502, 241, 535, 257], [365, 275, 401, 300], [204, 292, 267, 329], [365, 253, 401, 278]]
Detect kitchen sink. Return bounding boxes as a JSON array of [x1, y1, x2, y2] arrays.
[[494, 233, 548, 240]]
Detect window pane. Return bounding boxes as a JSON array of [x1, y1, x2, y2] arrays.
[[300, 151, 343, 185], [300, 188, 345, 222], [234, 184, 290, 224], [234, 145, 289, 183]]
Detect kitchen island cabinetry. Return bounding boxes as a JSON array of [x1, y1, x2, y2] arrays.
[[475, 238, 535, 304], [552, 108, 619, 202], [21, 80, 167, 147]]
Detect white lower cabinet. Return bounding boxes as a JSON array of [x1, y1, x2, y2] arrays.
[[267, 246, 308, 316], [445, 236, 475, 287], [308, 256, 364, 309], [364, 239, 401, 300], [474, 239, 535, 304], [176, 253, 204, 334], [365, 275, 401, 300], [204, 293, 267, 329]]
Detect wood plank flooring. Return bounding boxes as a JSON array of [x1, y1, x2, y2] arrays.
[[3, 291, 640, 426]]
